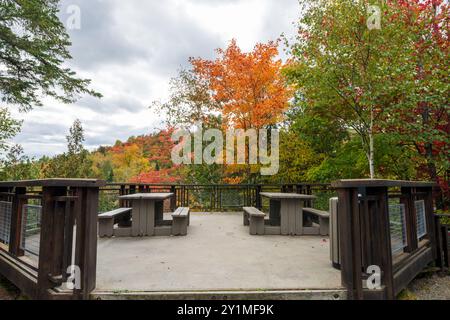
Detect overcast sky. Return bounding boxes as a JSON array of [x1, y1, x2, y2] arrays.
[[11, 0, 300, 158]]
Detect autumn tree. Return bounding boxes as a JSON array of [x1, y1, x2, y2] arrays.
[[190, 39, 292, 130], [380, 0, 449, 204], [110, 143, 149, 182], [188, 40, 292, 183], [90, 150, 114, 182], [128, 130, 185, 184]]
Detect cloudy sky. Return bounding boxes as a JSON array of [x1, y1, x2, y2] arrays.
[[11, 0, 300, 157]]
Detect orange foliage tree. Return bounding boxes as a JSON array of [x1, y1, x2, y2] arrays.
[[190, 40, 292, 184], [190, 39, 292, 130]]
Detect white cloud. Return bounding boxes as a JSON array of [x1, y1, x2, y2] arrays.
[[10, 0, 300, 158]]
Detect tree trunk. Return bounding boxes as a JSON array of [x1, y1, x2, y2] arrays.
[[425, 143, 438, 181], [368, 108, 375, 179], [368, 135, 375, 179]]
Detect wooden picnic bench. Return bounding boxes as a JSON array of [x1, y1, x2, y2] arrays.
[[243, 207, 266, 235], [98, 208, 132, 238], [171, 207, 190, 236], [303, 207, 330, 236]]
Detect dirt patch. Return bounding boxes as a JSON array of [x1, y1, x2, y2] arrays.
[[399, 271, 450, 300]]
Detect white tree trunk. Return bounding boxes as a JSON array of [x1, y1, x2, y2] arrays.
[[368, 108, 375, 179]]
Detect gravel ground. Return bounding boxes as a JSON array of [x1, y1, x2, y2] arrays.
[[399, 271, 450, 300]]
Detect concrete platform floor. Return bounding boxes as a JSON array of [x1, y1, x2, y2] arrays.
[[96, 212, 343, 293]]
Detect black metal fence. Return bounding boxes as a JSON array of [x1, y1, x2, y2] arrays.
[[100, 183, 335, 213]]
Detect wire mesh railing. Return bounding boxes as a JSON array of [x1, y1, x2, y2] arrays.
[[20, 204, 42, 257], [389, 204, 408, 255], [415, 200, 427, 239], [102, 183, 335, 213], [0, 201, 12, 246]]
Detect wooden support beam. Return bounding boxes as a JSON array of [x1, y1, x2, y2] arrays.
[[337, 187, 363, 300], [9, 187, 27, 257], [434, 215, 444, 270], [73, 187, 100, 300], [400, 187, 419, 253], [442, 225, 449, 269], [37, 186, 67, 299], [373, 187, 395, 300], [417, 187, 437, 259]]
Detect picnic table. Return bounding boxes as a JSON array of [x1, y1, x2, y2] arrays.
[[260, 193, 316, 236], [118, 193, 173, 237]]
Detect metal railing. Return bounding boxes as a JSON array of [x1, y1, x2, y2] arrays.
[[389, 204, 408, 255], [0, 179, 105, 300], [332, 179, 439, 300], [20, 204, 42, 257], [101, 183, 334, 213], [0, 201, 12, 245]]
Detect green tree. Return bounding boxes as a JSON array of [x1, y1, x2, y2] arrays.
[[0, 0, 101, 160], [0, 107, 21, 152], [0, 144, 40, 180], [285, 0, 418, 178], [0, 0, 101, 111], [67, 119, 84, 155], [152, 68, 220, 128], [43, 119, 92, 178]]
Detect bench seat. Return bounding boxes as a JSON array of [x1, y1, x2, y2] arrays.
[[303, 207, 330, 236], [172, 207, 190, 236], [98, 208, 132, 238], [243, 207, 266, 235]]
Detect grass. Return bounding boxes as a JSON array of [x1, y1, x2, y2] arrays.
[[397, 289, 418, 300]]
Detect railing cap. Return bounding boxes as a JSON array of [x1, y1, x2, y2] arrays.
[[105, 183, 331, 187], [0, 179, 106, 188], [331, 179, 436, 188]]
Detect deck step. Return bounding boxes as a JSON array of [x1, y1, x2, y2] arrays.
[[91, 289, 347, 300]]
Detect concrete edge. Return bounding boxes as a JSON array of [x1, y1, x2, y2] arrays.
[[91, 289, 348, 300]]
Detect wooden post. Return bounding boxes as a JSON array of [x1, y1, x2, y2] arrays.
[[434, 215, 444, 270], [372, 187, 394, 300], [400, 187, 419, 253], [337, 187, 363, 300], [442, 225, 449, 269], [73, 187, 100, 300], [9, 187, 27, 256], [37, 187, 67, 299], [418, 187, 437, 259]]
